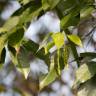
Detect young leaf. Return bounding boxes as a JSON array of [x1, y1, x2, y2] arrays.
[[52, 32, 64, 49], [67, 35, 82, 47]]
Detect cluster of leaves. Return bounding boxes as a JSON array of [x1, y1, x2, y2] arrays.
[[0, 0, 96, 95]]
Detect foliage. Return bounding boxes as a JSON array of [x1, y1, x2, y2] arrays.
[[0, 0, 96, 96]]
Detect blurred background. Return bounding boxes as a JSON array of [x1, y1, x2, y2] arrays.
[[0, 0, 96, 96]]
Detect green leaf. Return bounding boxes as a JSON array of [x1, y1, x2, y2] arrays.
[[42, 0, 50, 10], [8, 45, 30, 79], [74, 62, 96, 88], [56, 0, 80, 29], [17, 46, 30, 79], [48, 0, 60, 9], [38, 32, 53, 52], [42, 0, 60, 10], [0, 33, 8, 60], [60, 11, 80, 28], [67, 35, 82, 47], [8, 45, 18, 65], [18, 0, 31, 5], [80, 6, 94, 19], [80, 52, 96, 59], [0, 17, 20, 58], [64, 45, 69, 67], [52, 32, 64, 49], [77, 75, 96, 96], [0, 48, 6, 68], [21, 7, 42, 24], [8, 27, 24, 47], [57, 49, 61, 75], [13, 1, 42, 25], [3, 16, 20, 31], [40, 55, 57, 90], [54, 48, 65, 75], [60, 13, 72, 28], [22, 40, 49, 63], [17, 46, 30, 68], [44, 41, 54, 54], [19, 3, 42, 24], [0, 17, 20, 61], [56, 0, 79, 18]]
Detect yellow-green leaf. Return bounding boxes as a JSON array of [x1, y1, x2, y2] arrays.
[[52, 32, 64, 49], [3, 16, 20, 31], [64, 45, 69, 67], [40, 55, 57, 90], [74, 62, 96, 88], [67, 35, 82, 47]]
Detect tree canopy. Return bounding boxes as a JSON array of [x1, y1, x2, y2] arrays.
[[0, 0, 96, 96]]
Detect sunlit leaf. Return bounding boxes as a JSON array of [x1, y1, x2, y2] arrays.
[[18, 0, 31, 5], [44, 41, 54, 54], [0, 33, 8, 60], [3, 16, 20, 31], [67, 34, 82, 47], [52, 32, 64, 49], [54, 48, 65, 75]]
